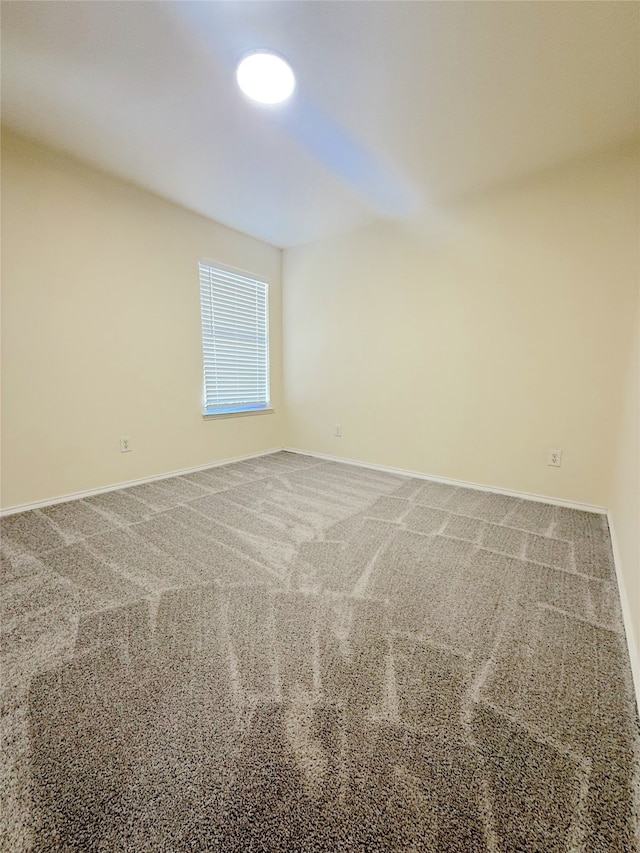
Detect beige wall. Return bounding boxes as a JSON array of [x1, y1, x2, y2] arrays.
[[1, 131, 284, 509], [283, 145, 639, 509], [609, 321, 640, 695]]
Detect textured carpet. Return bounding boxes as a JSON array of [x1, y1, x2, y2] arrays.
[[1, 451, 638, 852]]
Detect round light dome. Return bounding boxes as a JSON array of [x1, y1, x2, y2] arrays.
[[236, 51, 295, 105]]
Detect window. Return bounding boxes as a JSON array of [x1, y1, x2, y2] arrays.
[[198, 261, 270, 416]]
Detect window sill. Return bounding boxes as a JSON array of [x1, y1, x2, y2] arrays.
[[203, 408, 275, 421]]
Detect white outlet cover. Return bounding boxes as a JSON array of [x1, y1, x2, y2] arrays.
[[547, 449, 562, 467]]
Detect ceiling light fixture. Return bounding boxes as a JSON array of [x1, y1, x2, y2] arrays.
[[236, 50, 295, 105]]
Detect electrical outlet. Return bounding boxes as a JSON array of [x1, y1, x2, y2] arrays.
[[547, 449, 562, 467], [120, 436, 132, 453], [334, 424, 342, 437]]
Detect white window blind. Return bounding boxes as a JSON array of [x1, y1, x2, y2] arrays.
[[199, 262, 270, 416]]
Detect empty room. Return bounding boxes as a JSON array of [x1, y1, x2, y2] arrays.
[[1, 2, 639, 851]]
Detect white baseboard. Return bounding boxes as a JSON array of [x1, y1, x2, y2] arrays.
[[0, 448, 282, 517], [607, 512, 640, 712], [284, 447, 608, 514], [2, 445, 608, 518]]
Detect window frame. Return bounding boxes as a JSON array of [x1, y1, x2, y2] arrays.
[[198, 260, 272, 419]]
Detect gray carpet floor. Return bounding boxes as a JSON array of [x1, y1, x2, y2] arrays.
[[1, 451, 639, 852]]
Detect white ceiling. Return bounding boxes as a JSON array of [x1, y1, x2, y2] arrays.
[[2, 1, 639, 248]]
